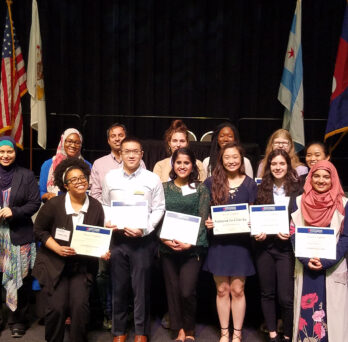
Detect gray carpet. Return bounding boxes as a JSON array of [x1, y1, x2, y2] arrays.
[[0, 318, 268, 342]]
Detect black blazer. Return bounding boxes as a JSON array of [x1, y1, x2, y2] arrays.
[[7, 166, 41, 245], [32, 194, 105, 293]]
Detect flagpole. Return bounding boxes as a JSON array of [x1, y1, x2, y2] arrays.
[[30, 126, 33, 170]]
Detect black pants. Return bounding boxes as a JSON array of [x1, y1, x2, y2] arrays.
[[110, 235, 156, 336], [0, 273, 31, 331], [254, 245, 294, 338], [161, 253, 202, 337], [44, 272, 92, 342]]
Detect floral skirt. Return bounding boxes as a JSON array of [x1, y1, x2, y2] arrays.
[[0, 224, 36, 311]]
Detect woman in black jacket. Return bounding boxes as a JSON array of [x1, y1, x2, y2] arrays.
[[253, 149, 302, 342], [33, 158, 105, 342], [0, 136, 41, 337]]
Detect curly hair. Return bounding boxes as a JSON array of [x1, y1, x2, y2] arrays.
[[164, 119, 189, 155], [259, 129, 303, 177], [54, 157, 91, 193], [256, 149, 300, 205], [169, 148, 200, 187], [208, 122, 240, 175], [211, 142, 245, 205]]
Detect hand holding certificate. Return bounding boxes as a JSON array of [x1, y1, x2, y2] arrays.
[[211, 204, 250, 235], [110, 200, 148, 229], [160, 211, 201, 245], [70, 224, 112, 257], [295, 226, 336, 260], [250, 204, 289, 235]]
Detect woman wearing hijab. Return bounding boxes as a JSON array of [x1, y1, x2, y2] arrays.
[[39, 128, 91, 201], [0, 136, 41, 337], [291, 160, 348, 342]]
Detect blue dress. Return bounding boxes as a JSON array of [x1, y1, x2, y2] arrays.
[[203, 176, 257, 276]]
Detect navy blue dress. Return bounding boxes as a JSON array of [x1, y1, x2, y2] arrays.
[[203, 176, 257, 276]]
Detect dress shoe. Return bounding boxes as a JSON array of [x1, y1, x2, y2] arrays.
[[113, 335, 127, 342], [134, 335, 147, 342], [11, 328, 25, 338]]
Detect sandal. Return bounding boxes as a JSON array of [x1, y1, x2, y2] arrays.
[[219, 327, 229, 342], [232, 327, 242, 341]]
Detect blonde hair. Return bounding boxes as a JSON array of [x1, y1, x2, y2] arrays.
[[259, 129, 303, 177]]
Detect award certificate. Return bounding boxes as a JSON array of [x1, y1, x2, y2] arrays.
[[70, 224, 112, 257], [110, 200, 148, 229], [160, 211, 201, 245], [295, 226, 336, 260], [211, 204, 250, 235], [250, 204, 289, 235]]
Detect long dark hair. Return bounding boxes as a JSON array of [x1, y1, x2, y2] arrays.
[[211, 142, 245, 205], [256, 149, 299, 204], [169, 148, 200, 187], [208, 122, 240, 175]]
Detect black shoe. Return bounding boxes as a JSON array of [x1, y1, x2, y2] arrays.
[[11, 328, 25, 338], [269, 336, 280, 342]]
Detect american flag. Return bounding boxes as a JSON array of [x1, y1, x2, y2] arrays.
[[0, 3, 27, 148]]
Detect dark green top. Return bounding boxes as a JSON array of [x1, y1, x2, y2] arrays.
[[159, 181, 210, 256]]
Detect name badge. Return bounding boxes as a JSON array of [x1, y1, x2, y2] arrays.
[[181, 184, 197, 196], [55, 228, 71, 241]]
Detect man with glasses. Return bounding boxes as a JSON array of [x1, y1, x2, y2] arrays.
[[90, 123, 146, 202], [102, 137, 165, 342]]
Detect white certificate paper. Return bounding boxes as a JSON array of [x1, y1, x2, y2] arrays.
[[160, 211, 201, 245], [295, 226, 336, 260], [250, 204, 289, 235], [211, 204, 250, 235], [110, 200, 148, 229], [70, 224, 112, 257]]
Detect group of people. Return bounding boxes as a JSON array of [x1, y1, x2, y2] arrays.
[[0, 119, 346, 342]]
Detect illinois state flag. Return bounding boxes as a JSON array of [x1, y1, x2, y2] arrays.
[[0, 2, 27, 148], [324, 3, 348, 150], [278, 0, 304, 151], [27, 0, 47, 149]]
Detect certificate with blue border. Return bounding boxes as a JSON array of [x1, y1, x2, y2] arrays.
[[70, 224, 112, 257], [250, 204, 289, 235], [295, 226, 336, 260], [110, 200, 148, 229], [160, 210, 201, 245], [211, 203, 250, 235]]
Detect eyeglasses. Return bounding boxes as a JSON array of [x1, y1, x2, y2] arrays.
[[273, 141, 290, 147], [65, 139, 81, 146], [65, 175, 87, 185], [121, 149, 142, 155]]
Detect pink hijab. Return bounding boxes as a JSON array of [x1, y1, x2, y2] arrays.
[[46, 128, 83, 191], [301, 160, 345, 228]]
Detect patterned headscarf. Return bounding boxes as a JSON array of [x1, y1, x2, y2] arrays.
[[301, 160, 345, 228], [46, 128, 83, 193]]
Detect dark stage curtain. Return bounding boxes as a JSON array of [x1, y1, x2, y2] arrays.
[[0, 0, 346, 176]]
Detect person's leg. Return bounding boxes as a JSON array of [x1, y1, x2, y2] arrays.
[[275, 250, 294, 341], [45, 276, 69, 342], [69, 272, 92, 342], [229, 276, 246, 341], [7, 274, 32, 333], [161, 254, 184, 340], [96, 258, 112, 327], [179, 255, 202, 340], [255, 248, 278, 339], [111, 244, 131, 336], [130, 239, 154, 337], [214, 275, 231, 342]]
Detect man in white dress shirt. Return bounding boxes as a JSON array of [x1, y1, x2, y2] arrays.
[[102, 137, 165, 342]]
